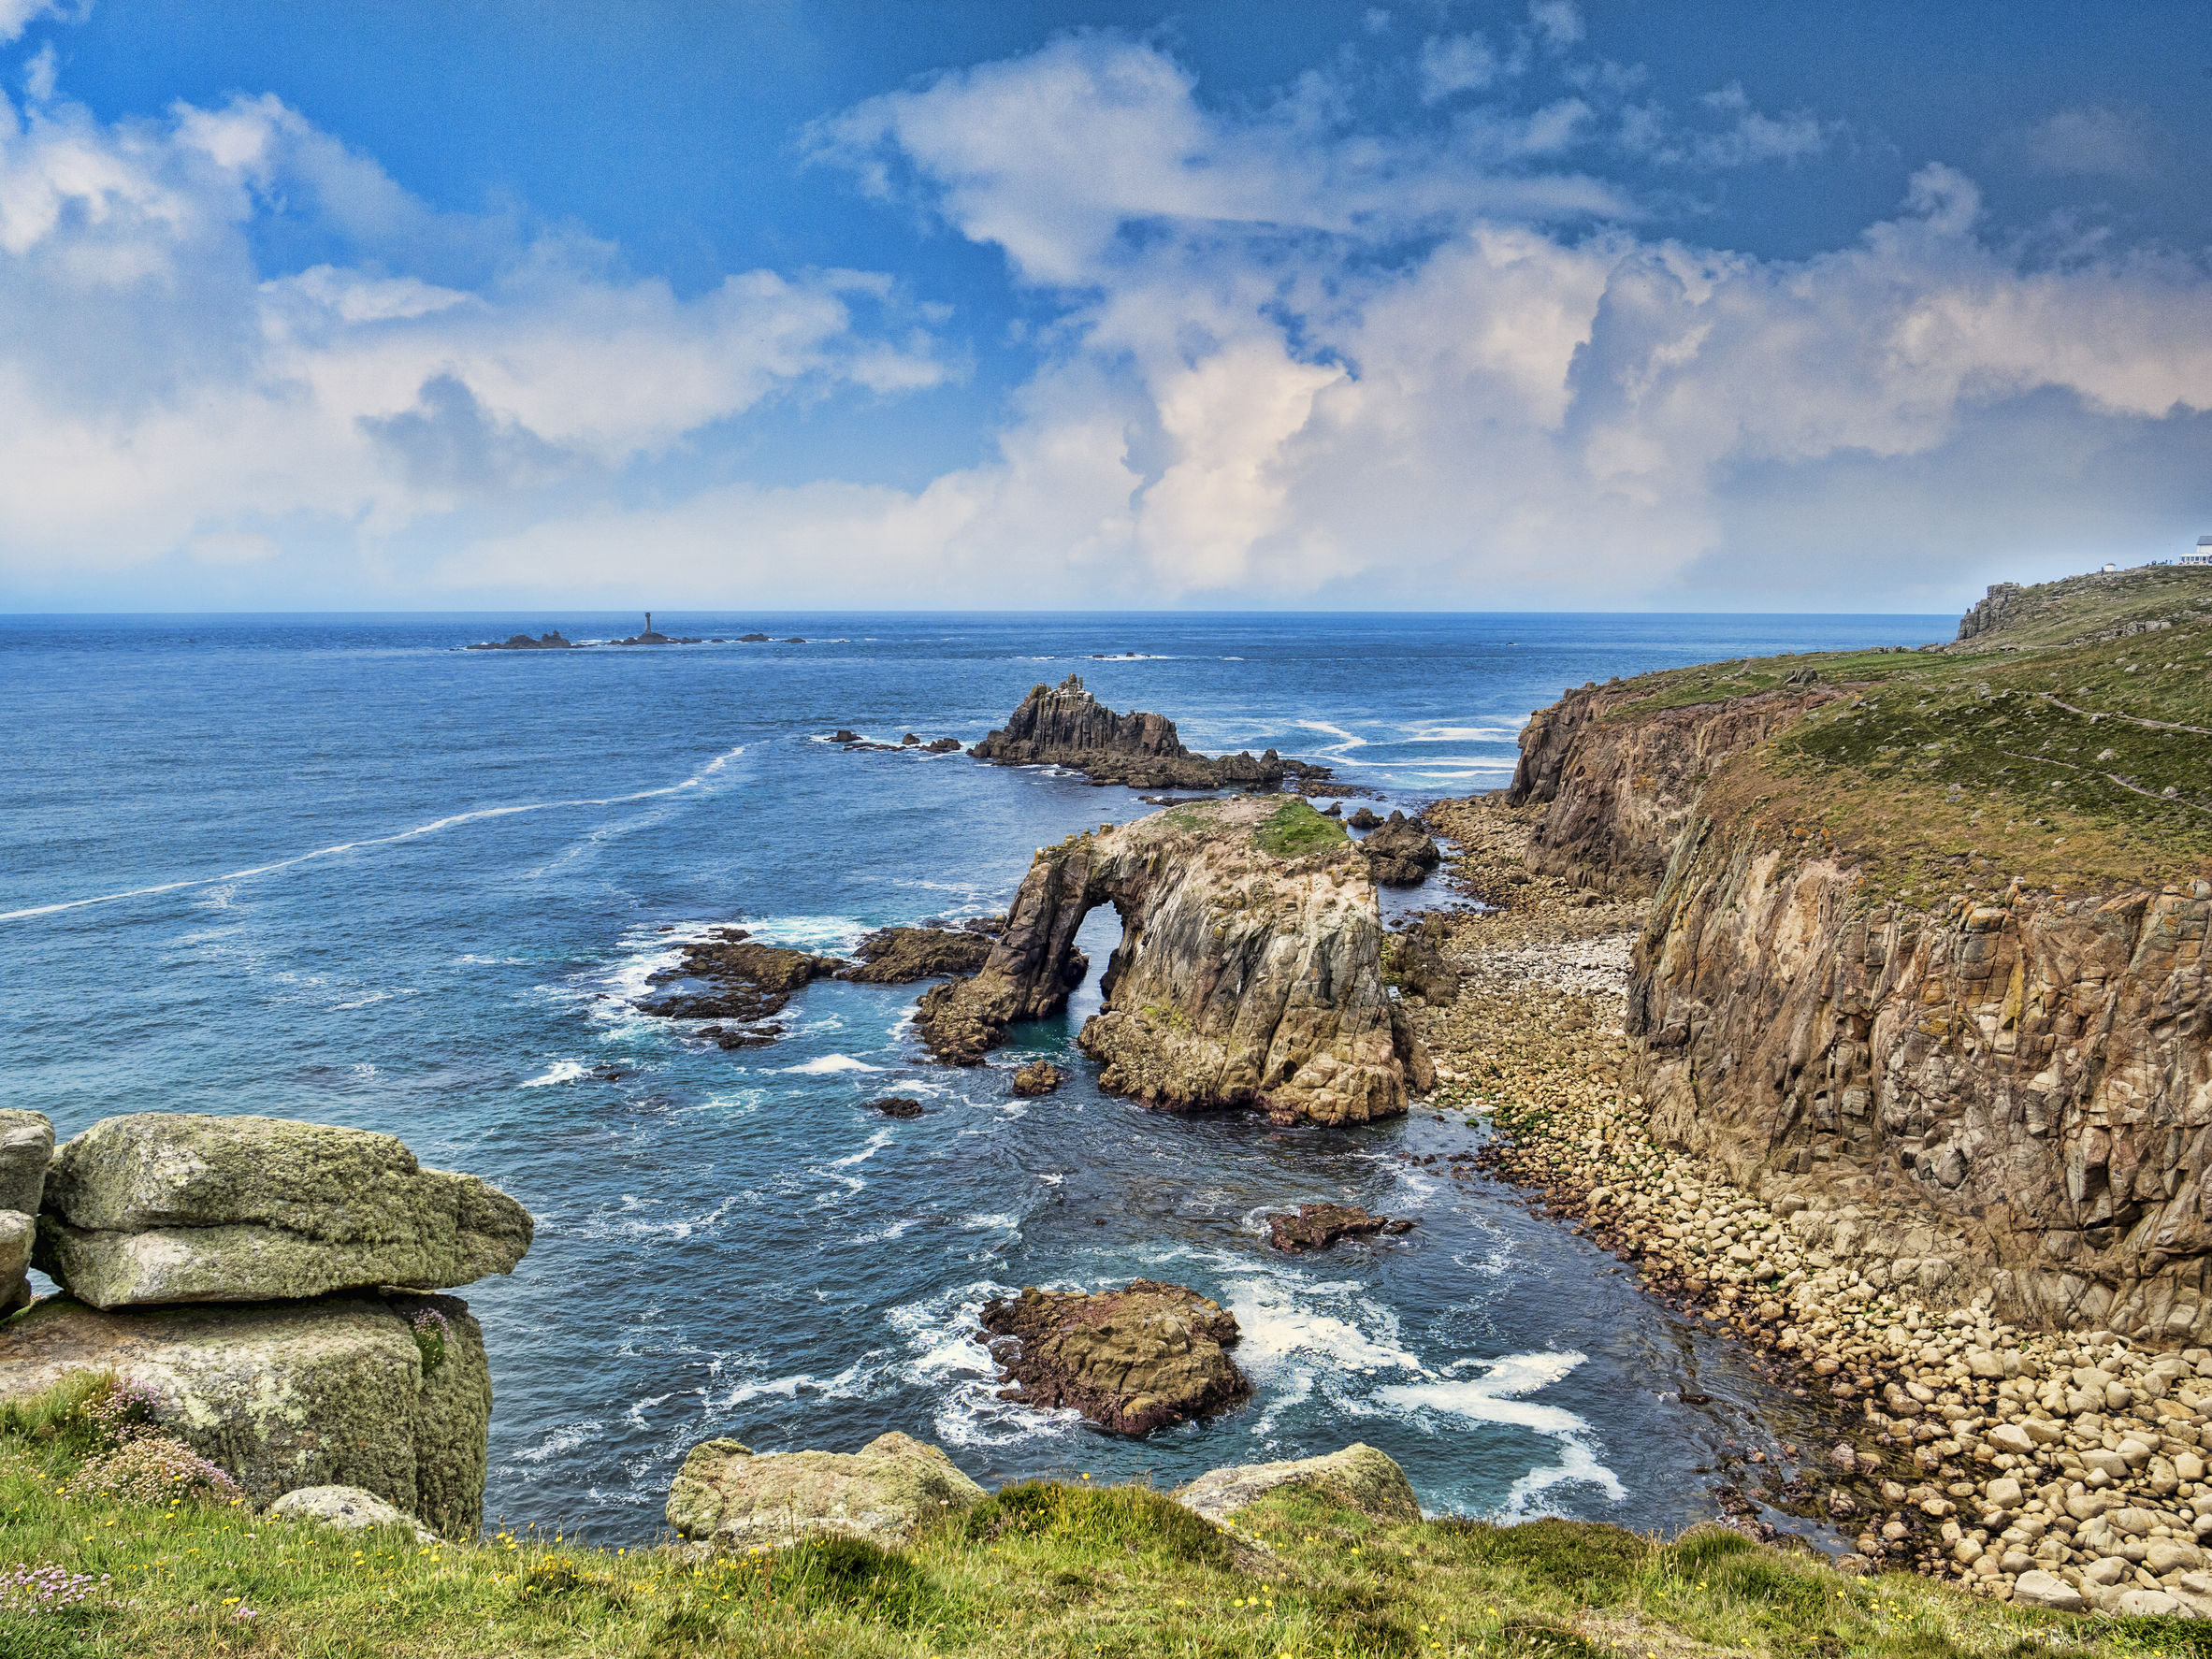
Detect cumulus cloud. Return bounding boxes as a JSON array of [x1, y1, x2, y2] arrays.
[[453, 39, 2212, 610], [2014, 106, 2152, 179], [1419, 33, 1502, 102], [0, 83, 945, 577]]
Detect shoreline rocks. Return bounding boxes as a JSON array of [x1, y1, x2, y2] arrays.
[[839, 927, 993, 985], [1010, 1060, 1063, 1097], [1360, 811, 1440, 887], [637, 929, 845, 1035], [665, 1432, 985, 1548], [1265, 1203, 1411, 1252], [36, 1114, 532, 1308], [977, 1280, 1249, 1435]]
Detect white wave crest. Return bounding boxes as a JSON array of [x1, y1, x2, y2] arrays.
[[781, 1054, 882, 1075], [1377, 1350, 1625, 1517], [522, 1059, 591, 1088]]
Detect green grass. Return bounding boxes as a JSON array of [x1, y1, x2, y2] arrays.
[[1579, 567, 2212, 893], [0, 1379, 2199, 1659], [1253, 798, 1351, 858]]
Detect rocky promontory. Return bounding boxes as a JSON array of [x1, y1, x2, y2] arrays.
[[977, 1280, 1249, 1435], [915, 796, 1431, 1125], [970, 674, 1328, 790]]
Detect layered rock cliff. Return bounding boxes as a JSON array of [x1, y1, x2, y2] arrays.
[[916, 796, 1429, 1125], [971, 674, 1326, 790], [1507, 565, 2212, 1344]]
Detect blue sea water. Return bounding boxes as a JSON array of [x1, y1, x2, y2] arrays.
[[1, 610, 1947, 1544]]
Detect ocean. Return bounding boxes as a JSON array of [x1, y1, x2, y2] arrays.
[[1, 609, 1946, 1543]]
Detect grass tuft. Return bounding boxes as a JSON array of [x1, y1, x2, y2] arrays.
[[1252, 798, 1351, 858]]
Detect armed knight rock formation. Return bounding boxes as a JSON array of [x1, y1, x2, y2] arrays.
[[969, 674, 1328, 790], [916, 796, 1430, 1125]]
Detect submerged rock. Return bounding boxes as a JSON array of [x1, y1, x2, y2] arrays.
[[969, 675, 1329, 790], [268, 1485, 438, 1544], [1264, 1203, 1410, 1252], [0, 1291, 489, 1536], [36, 1114, 532, 1309], [1362, 811, 1440, 887], [917, 797, 1428, 1125], [1174, 1443, 1421, 1524], [976, 1280, 1249, 1435], [839, 927, 993, 985], [665, 1432, 984, 1548], [1010, 1060, 1063, 1097]]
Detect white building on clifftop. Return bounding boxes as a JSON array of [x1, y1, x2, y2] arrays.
[[2184, 535, 2212, 567]]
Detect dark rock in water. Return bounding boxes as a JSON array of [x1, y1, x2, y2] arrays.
[[838, 927, 993, 985], [866, 1097, 926, 1119], [923, 737, 961, 754], [976, 1280, 1248, 1435], [1363, 811, 1440, 887], [1392, 916, 1460, 1003], [637, 931, 844, 1026], [468, 631, 576, 651], [1323, 801, 1342, 816], [1264, 1202, 1409, 1252], [587, 1064, 632, 1081], [1009, 1060, 1063, 1097], [831, 729, 860, 743], [1347, 807, 1381, 830], [969, 674, 1330, 790], [902, 733, 920, 746], [738, 633, 770, 642], [783, 637, 807, 643], [699, 1025, 778, 1050]]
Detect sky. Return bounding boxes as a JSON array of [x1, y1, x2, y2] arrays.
[[1, 0, 2208, 613]]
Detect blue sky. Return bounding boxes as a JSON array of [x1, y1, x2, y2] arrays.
[[2, 0, 2208, 611]]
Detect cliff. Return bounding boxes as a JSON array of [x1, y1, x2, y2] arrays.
[[970, 674, 1327, 790], [1508, 565, 2212, 1343], [916, 796, 1429, 1125]]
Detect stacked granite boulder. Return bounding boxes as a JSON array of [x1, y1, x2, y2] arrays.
[[0, 1111, 531, 1537]]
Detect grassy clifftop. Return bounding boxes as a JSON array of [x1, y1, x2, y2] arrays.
[[0, 1375, 2190, 1659], [1603, 567, 2212, 896]]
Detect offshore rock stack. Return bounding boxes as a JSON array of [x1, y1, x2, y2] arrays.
[[969, 674, 1330, 790]]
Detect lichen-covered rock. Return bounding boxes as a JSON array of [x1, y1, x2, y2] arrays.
[[1010, 1060, 1063, 1097], [1173, 1443, 1421, 1524], [839, 928, 993, 984], [0, 1110, 53, 1215], [664, 1432, 984, 1548], [1, 1210, 34, 1317], [36, 1113, 533, 1308], [918, 797, 1427, 1126], [0, 1291, 488, 1536], [268, 1484, 437, 1543], [977, 1280, 1248, 1435]]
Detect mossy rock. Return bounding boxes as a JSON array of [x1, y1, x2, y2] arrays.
[[1173, 1442, 1421, 1525], [665, 1431, 985, 1548]]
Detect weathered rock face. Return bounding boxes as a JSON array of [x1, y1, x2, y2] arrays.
[[1634, 815, 2212, 1344], [1264, 1203, 1410, 1252], [1391, 918, 1460, 1004], [36, 1114, 533, 1309], [838, 927, 993, 984], [915, 797, 1427, 1126], [0, 1291, 489, 1536], [970, 675, 1326, 790], [1173, 1443, 1421, 1524], [1361, 812, 1440, 887], [0, 1109, 53, 1214], [1010, 1060, 1063, 1097], [1506, 682, 1838, 896], [1, 1209, 34, 1316], [664, 1432, 984, 1547], [977, 1280, 1248, 1435]]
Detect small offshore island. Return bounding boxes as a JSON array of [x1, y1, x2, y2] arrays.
[[3, 565, 2208, 1658]]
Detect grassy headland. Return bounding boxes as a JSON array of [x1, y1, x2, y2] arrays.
[[0, 1372, 2193, 1658]]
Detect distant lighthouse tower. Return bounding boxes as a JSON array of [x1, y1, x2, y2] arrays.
[[645, 611, 653, 635]]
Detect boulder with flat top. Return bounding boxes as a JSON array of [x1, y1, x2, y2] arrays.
[[665, 1432, 985, 1548]]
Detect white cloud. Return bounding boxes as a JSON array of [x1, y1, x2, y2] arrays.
[[2015, 106, 2152, 179], [0, 84, 945, 576], [0, 0, 66, 45], [1527, 1, 1583, 51], [1419, 33, 1502, 102], [1619, 81, 1837, 168]]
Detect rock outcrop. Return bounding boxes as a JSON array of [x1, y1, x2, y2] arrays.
[[977, 1280, 1249, 1435], [1010, 1060, 1063, 1097], [664, 1432, 984, 1548], [969, 675, 1328, 790], [0, 1291, 488, 1536], [467, 631, 576, 650], [1173, 1443, 1421, 1524], [1360, 811, 1440, 887], [915, 797, 1429, 1126], [35, 1114, 533, 1309], [638, 930, 845, 1030], [0, 1109, 50, 1314], [1264, 1203, 1410, 1252], [838, 927, 993, 984], [269, 1484, 439, 1543]]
